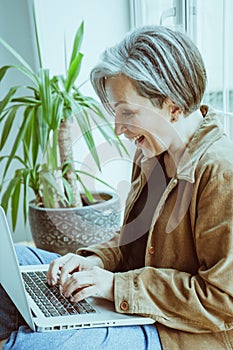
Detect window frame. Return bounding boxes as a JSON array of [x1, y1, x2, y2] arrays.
[[129, 0, 233, 137]]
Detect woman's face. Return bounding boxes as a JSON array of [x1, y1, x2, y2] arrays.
[[105, 75, 177, 158]]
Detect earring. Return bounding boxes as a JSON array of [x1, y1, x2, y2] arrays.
[[171, 114, 179, 122]]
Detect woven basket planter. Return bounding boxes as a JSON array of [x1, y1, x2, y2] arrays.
[[29, 191, 121, 255]]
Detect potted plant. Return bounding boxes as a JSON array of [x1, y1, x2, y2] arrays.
[[0, 19, 126, 255]]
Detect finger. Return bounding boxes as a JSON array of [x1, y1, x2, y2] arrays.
[[59, 256, 82, 285], [71, 285, 101, 302], [46, 253, 73, 285], [61, 271, 94, 297]]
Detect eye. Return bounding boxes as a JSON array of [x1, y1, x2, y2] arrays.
[[121, 110, 135, 118]]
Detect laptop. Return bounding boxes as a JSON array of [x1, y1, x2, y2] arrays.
[[0, 206, 155, 332]]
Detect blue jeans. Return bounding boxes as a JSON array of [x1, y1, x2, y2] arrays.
[[0, 245, 162, 350]]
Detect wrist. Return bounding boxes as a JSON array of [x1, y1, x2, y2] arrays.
[[87, 254, 104, 268]]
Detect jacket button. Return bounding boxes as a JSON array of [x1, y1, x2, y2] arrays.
[[148, 246, 155, 255], [120, 300, 129, 311]]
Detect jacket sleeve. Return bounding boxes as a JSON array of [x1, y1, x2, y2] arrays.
[[77, 230, 123, 271], [114, 167, 233, 333]]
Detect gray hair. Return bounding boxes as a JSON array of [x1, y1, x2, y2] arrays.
[[90, 25, 207, 116]]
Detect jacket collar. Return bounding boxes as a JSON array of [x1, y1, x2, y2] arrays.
[[176, 108, 224, 183]]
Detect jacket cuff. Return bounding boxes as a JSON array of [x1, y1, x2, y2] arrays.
[[76, 247, 115, 271], [114, 271, 135, 314]]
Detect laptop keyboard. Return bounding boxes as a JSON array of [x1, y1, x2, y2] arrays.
[[22, 271, 96, 317]]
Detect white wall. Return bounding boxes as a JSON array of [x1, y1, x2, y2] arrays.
[[0, 0, 132, 242], [0, 0, 38, 242], [34, 0, 130, 95]]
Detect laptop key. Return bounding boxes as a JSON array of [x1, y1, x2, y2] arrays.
[[79, 300, 96, 313], [73, 303, 87, 314], [67, 307, 78, 315], [49, 309, 60, 317], [58, 308, 69, 316]]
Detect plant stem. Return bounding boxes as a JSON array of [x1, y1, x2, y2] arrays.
[[58, 119, 83, 207]]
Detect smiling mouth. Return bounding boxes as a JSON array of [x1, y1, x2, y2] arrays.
[[133, 134, 144, 145]]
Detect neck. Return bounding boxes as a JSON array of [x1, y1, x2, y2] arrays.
[[164, 109, 203, 177]]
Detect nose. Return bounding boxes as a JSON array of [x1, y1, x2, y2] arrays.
[[114, 114, 128, 136]]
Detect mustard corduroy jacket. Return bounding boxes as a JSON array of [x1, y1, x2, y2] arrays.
[[78, 108, 233, 349]]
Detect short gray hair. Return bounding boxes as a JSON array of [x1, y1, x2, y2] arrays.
[[90, 25, 207, 116]]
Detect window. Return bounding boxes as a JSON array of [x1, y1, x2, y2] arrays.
[[129, 0, 233, 138]]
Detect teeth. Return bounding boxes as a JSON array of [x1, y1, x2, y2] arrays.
[[133, 135, 143, 142]]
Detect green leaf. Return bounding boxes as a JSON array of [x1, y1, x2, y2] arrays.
[[23, 170, 30, 224], [0, 37, 34, 73], [68, 21, 84, 68], [76, 174, 94, 203], [22, 106, 40, 168], [62, 177, 74, 205], [0, 154, 28, 169], [1, 175, 21, 216], [46, 129, 59, 171], [51, 94, 64, 130], [10, 64, 39, 86], [51, 75, 66, 92], [0, 65, 10, 82], [0, 106, 17, 150], [2, 106, 34, 179], [74, 108, 101, 170], [11, 172, 22, 230], [40, 171, 67, 201], [12, 96, 40, 105], [76, 169, 115, 191], [36, 105, 50, 152], [0, 110, 8, 123], [26, 107, 40, 166], [0, 87, 17, 115], [32, 2, 43, 68], [65, 53, 83, 92], [40, 174, 54, 208], [38, 69, 52, 126], [87, 102, 129, 157]]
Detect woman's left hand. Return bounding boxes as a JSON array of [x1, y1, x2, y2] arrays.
[[59, 265, 114, 303]]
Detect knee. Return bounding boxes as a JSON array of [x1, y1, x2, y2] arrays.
[[15, 245, 39, 266], [15, 244, 60, 266], [0, 338, 8, 350]]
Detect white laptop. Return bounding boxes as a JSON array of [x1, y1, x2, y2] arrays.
[[0, 206, 154, 332]]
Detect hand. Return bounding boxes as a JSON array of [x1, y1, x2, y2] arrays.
[[47, 253, 104, 285], [46, 253, 114, 302]]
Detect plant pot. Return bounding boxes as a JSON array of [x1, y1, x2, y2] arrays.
[[28, 191, 121, 255]]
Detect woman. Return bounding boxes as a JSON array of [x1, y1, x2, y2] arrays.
[[1, 25, 233, 349]]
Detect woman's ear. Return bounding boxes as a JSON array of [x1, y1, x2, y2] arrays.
[[170, 107, 180, 122], [165, 98, 183, 122]]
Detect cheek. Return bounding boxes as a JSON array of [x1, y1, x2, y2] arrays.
[[139, 111, 169, 134], [129, 117, 152, 135]]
